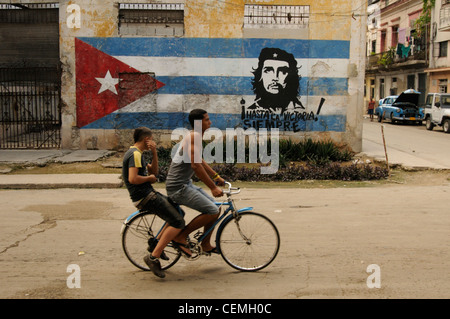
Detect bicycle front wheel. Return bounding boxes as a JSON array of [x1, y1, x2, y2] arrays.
[[121, 211, 181, 271], [217, 212, 280, 272]]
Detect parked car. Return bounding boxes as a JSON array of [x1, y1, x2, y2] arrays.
[[375, 95, 397, 121], [424, 93, 450, 133], [375, 89, 424, 124]]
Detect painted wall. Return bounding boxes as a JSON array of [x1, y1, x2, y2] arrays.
[[59, 0, 366, 151]]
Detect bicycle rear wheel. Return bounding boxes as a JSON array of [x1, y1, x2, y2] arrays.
[[217, 212, 280, 272], [121, 211, 181, 271]]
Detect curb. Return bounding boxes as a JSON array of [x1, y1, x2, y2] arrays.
[[0, 174, 124, 190]]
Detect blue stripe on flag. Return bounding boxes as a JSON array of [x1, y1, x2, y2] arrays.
[[156, 76, 348, 96], [82, 111, 346, 132], [78, 37, 350, 59]]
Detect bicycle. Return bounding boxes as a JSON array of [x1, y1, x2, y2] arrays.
[[121, 182, 280, 272]]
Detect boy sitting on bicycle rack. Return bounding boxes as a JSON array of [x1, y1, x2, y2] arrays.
[[122, 127, 185, 278]]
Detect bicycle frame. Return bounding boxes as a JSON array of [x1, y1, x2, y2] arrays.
[[120, 183, 254, 248], [196, 199, 253, 244]]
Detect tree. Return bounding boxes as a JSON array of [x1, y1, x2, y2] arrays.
[[414, 0, 435, 38]]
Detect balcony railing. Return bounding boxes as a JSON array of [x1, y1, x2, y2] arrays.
[[366, 43, 428, 71], [440, 3, 450, 31]]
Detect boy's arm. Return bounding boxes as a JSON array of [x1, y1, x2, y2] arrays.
[[146, 141, 159, 176], [202, 160, 225, 186], [128, 167, 157, 185], [189, 132, 223, 197]]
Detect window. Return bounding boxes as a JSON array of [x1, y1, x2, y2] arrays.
[[439, 79, 448, 93], [391, 25, 398, 47], [244, 5, 309, 29], [390, 77, 397, 95], [407, 74, 415, 89], [118, 3, 184, 37], [380, 30, 387, 52], [425, 94, 433, 107], [440, 95, 450, 107], [439, 41, 448, 57], [379, 78, 385, 99]]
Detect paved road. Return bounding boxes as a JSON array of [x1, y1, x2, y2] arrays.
[[0, 183, 449, 300], [1, 119, 449, 302], [362, 117, 450, 169]]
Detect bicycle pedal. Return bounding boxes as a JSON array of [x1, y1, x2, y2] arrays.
[[193, 231, 203, 240]]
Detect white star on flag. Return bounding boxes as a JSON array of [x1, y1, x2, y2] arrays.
[[96, 70, 120, 95]]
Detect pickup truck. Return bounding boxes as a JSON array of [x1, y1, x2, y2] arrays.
[[424, 93, 450, 133]]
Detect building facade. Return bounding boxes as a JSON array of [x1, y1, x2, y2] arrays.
[[365, 0, 428, 109], [1, 0, 367, 152], [426, 0, 450, 93]]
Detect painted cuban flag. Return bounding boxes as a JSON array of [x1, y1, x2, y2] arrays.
[[75, 37, 350, 132]]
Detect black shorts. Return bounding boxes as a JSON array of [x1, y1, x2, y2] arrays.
[[140, 192, 185, 229]]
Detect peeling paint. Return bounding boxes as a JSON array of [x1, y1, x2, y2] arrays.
[[57, 0, 365, 152]]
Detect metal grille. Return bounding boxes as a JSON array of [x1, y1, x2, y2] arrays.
[[244, 5, 310, 28], [0, 66, 61, 149], [119, 3, 184, 24], [0, 4, 59, 23]]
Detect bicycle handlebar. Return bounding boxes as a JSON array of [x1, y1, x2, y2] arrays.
[[223, 181, 241, 195]]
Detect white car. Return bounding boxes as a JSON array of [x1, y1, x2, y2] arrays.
[[424, 93, 450, 133]]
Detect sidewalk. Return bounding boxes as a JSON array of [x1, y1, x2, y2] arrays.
[[0, 149, 123, 189]]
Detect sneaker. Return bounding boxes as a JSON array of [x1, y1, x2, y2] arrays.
[[147, 238, 169, 261], [143, 255, 165, 278]]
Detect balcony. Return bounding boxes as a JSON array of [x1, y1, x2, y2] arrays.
[[440, 3, 450, 31], [366, 43, 428, 73]]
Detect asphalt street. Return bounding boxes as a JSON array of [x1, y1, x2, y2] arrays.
[[0, 118, 449, 300]]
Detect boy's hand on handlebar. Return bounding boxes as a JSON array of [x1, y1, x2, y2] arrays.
[[211, 186, 224, 197], [215, 177, 226, 187]]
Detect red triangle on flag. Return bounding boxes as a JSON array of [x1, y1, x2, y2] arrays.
[[75, 38, 164, 128]]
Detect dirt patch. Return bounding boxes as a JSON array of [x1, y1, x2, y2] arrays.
[[21, 200, 114, 221]]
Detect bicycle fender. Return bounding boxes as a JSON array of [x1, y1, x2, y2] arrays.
[[237, 207, 253, 213], [120, 210, 141, 234]]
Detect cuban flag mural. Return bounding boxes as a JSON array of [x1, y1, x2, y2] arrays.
[[75, 37, 349, 132]]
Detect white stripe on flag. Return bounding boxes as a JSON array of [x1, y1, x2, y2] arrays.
[[114, 56, 349, 78]]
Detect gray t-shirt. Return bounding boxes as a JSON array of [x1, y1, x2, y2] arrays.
[[165, 142, 195, 195]]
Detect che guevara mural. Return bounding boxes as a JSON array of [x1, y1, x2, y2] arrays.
[[75, 37, 348, 133]]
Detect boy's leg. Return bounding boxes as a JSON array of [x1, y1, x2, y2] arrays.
[[171, 183, 219, 251], [144, 192, 186, 256], [151, 225, 182, 258], [174, 213, 218, 250]]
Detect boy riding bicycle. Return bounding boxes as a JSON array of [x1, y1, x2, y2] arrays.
[[166, 109, 225, 255]]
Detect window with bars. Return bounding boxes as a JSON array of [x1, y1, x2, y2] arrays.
[[439, 79, 448, 93], [118, 3, 184, 37], [0, 3, 59, 23], [244, 5, 309, 29]]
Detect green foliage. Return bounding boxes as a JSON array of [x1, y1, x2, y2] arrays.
[[378, 47, 396, 67], [150, 139, 389, 182], [413, 0, 435, 37]]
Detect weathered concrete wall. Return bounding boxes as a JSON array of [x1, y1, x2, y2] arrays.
[[58, 0, 366, 152]]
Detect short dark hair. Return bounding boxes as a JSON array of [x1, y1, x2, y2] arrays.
[[188, 109, 207, 128], [133, 127, 152, 143], [251, 47, 301, 109]]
